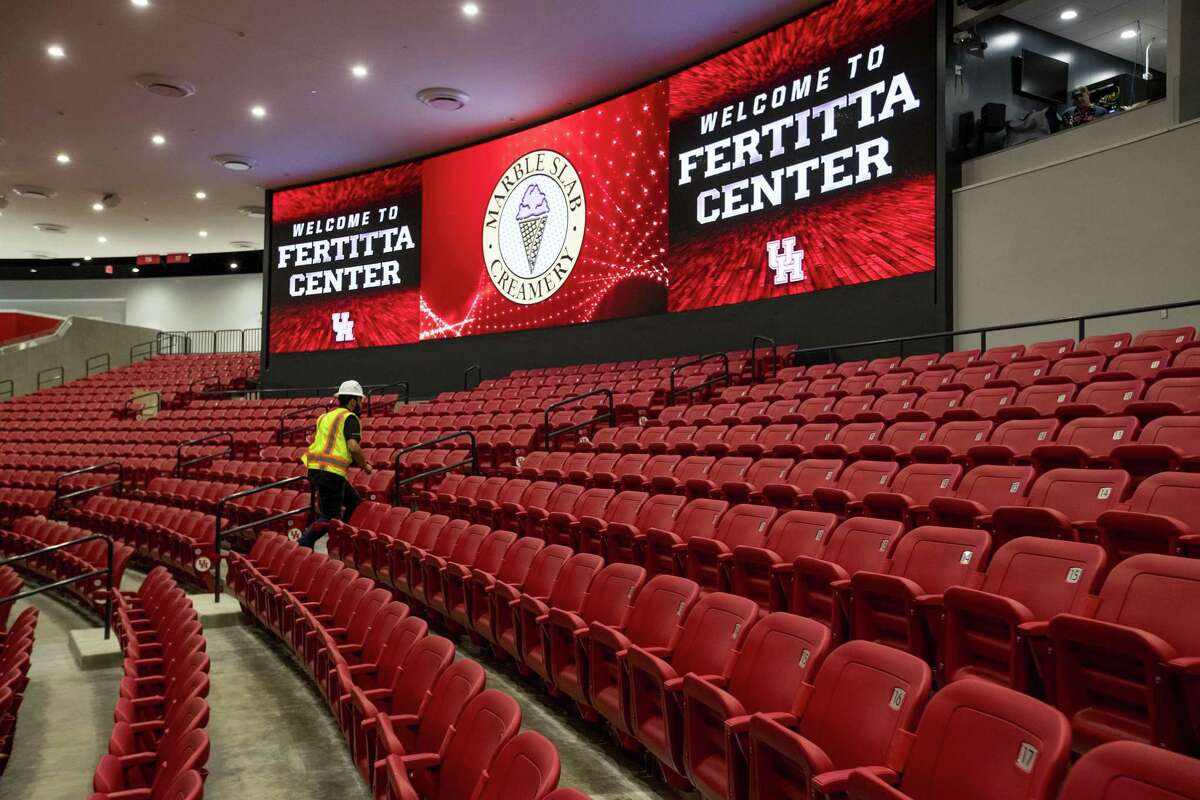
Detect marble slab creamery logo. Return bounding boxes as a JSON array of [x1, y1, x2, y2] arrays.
[[483, 149, 586, 305]]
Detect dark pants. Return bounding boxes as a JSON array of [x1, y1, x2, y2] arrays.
[[299, 469, 361, 548]]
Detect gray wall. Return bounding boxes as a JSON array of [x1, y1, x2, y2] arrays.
[[953, 116, 1200, 346], [0, 317, 161, 398]]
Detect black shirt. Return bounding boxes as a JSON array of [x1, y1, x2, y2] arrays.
[[342, 414, 361, 442]]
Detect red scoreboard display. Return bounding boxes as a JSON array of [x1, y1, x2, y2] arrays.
[[266, 0, 937, 354]]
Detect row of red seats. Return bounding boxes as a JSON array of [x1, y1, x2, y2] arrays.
[[0, 591, 37, 779], [0, 518, 133, 612], [0, 489, 55, 523], [322, 493, 1200, 756], [320, 498, 1200, 797], [63, 498, 217, 590], [93, 566, 210, 799], [224, 532, 586, 800]]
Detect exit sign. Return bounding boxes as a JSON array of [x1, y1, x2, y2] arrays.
[[166, 253, 190, 264], [136, 254, 161, 266]]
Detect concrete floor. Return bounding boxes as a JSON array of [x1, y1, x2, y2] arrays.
[[3, 574, 684, 800]]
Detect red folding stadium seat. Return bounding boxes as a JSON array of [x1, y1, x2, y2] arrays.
[[834, 360, 868, 378], [541, 487, 612, 549], [856, 462, 962, 527], [349, 634, 456, 774], [489, 544, 572, 661], [565, 451, 620, 486], [518, 552, 604, 682], [1058, 740, 1200, 800], [839, 374, 877, 396], [466, 537, 543, 644], [642, 498, 728, 577], [683, 503, 779, 592], [849, 525, 991, 661], [719, 458, 794, 505], [468, 731, 562, 800], [991, 355, 1052, 388], [948, 364, 1000, 392], [391, 516, 455, 598], [1110, 415, 1200, 480], [624, 592, 759, 785], [1133, 326, 1196, 353], [1027, 338, 1075, 361], [469, 477, 518, 526], [810, 459, 899, 517], [873, 371, 917, 397], [522, 483, 586, 543], [811, 421, 885, 459], [728, 510, 837, 611], [682, 613, 832, 800], [856, 421, 937, 462], [784, 517, 906, 640], [706, 425, 761, 458], [1057, 378, 1145, 419], [683, 457, 753, 500], [866, 357, 902, 375], [650, 455, 716, 496], [307, 584, 391, 676], [941, 386, 1018, 421], [745, 640, 931, 800], [910, 368, 956, 395], [442, 530, 515, 633], [378, 690, 520, 800], [990, 468, 1131, 546], [899, 353, 939, 372], [546, 563, 645, 708], [498, 480, 557, 537], [574, 489, 646, 555], [759, 458, 844, 509], [1029, 415, 1139, 471], [844, 679, 1070, 800], [1045, 352, 1107, 383], [1104, 349, 1171, 382], [943, 536, 1106, 694], [1050, 553, 1200, 752], [764, 399, 806, 424], [422, 523, 489, 621], [980, 343, 1026, 364], [820, 396, 876, 424], [742, 425, 799, 458], [900, 389, 964, 421], [1128, 374, 1200, 419], [966, 418, 1060, 466], [1079, 331, 1133, 357], [1096, 471, 1200, 564], [999, 382, 1078, 419], [600, 492, 685, 566], [939, 349, 981, 370], [588, 575, 701, 739]]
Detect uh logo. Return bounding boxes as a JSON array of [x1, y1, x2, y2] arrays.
[[766, 236, 806, 285], [332, 311, 355, 343]]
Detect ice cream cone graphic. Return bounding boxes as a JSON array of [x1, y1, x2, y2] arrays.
[[515, 183, 551, 274]]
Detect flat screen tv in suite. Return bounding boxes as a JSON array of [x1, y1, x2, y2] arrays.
[[264, 0, 938, 355]]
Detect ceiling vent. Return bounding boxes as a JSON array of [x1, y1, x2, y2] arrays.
[[229, 240, 257, 249], [33, 222, 68, 233], [238, 205, 265, 218], [133, 74, 197, 98], [416, 87, 470, 111], [12, 185, 55, 200], [100, 192, 122, 209], [24, 251, 55, 259], [212, 154, 253, 171]]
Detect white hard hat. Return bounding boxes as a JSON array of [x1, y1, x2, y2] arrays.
[[337, 379, 365, 398]]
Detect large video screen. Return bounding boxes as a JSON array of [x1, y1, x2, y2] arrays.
[[267, 0, 936, 354]]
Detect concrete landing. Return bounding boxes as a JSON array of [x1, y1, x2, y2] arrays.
[[68, 626, 123, 670], [190, 594, 246, 629]]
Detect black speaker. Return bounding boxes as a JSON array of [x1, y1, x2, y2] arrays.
[[980, 102, 1007, 133]]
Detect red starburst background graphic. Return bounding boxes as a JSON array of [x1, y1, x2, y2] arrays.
[[418, 83, 669, 340], [272, 163, 422, 223], [269, 290, 420, 352]]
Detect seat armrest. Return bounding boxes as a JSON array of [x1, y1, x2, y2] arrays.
[[1049, 613, 1178, 663]]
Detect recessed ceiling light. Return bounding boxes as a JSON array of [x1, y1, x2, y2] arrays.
[[198, 230, 208, 237], [98, 236, 108, 243], [33, 222, 68, 233], [132, 267, 140, 273], [1121, 28, 1138, 39], [151, 133, 166, 145], [131, 0, 150, 7], [212, 154, 253, 171], [1060, 9, 1078, 20], [133, 74, 196, 99], [12, 185, 55, 199], [462, 2, 480, 17], [56, 152, 71, 164], [416, 87, 470, 110], [92, 201, 105, 211], [351, 64, 368, 79], [194, 190, 207, 200], [250, 104, 266, 118], [46, 44, 65, 59], [229, 261, 239, 269]]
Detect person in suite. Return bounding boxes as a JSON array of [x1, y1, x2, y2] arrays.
[[297, 379, 373, 548]]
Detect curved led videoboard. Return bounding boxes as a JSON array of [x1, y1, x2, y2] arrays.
[[266, 0, 936, 354]]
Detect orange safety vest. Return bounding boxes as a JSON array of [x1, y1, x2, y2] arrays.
[[301, 408, 357, 478]]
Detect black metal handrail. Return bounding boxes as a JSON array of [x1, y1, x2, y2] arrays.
[[51, 462, 123, 518], [0, 533, 116, 638], [393, 430, 478, 505], [542, 389, 614, 447], [130, 340, 155, 363], [790, 298, 1200, 365], [669, 352, 731, 405], [751, 336, 779, 383], [123, 391, 161, 418], [278, 403, 329, 445], [187, 330, 216, 353], [157, 331, 189, 355], [212, 474, 313, 602], [36, 365, 64, 392], [188, 376, 221, 397], [85, 353, 111, 376], [214, 329, 244, 353], [366, 381, 411, 415], [175, 432, 235, 476], [0, 379, 12, 402], [464, 364, 482, 390]]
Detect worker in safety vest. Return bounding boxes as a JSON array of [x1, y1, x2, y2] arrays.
[[297, 379, 373, 548]]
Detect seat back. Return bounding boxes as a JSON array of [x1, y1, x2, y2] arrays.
[[671, 592, 760, 678], [413, 659, 489, 773], [1092, 554, 1200, 653], [835, 460, 899, 498], [494, 537, 545, 585], [1054, 416, 1138, 455], [472, 531, 518, 574], [793, 641, 932, 772], [714, 504, 778, 551], [1080, 332, 1132, 356], [1059, 741, 1200, 800], [435, 691, 523, 800], [579, 563, 645, 627], [474, 731, 562, 800], [989, 418, 1060, 457], [1028, 339, 1075, 361], [956, 465, 1037, 511], [545, 553, 604, 612], [670, 499, 729, 546], [521, 544, 573, 598], [884, 463, 963, 506], [634, 492, 687, 531], [883, 526, 992, 594], [882, 679, 1070, 799], [623, 575, 701, 649], [763, 510, 838, 562], [1025, 468, 1130, 521], [728, 613, 831, 714], [979, 537, 1107, 619], [391, 635, 456, 717], [823, 517, 907, 574]]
